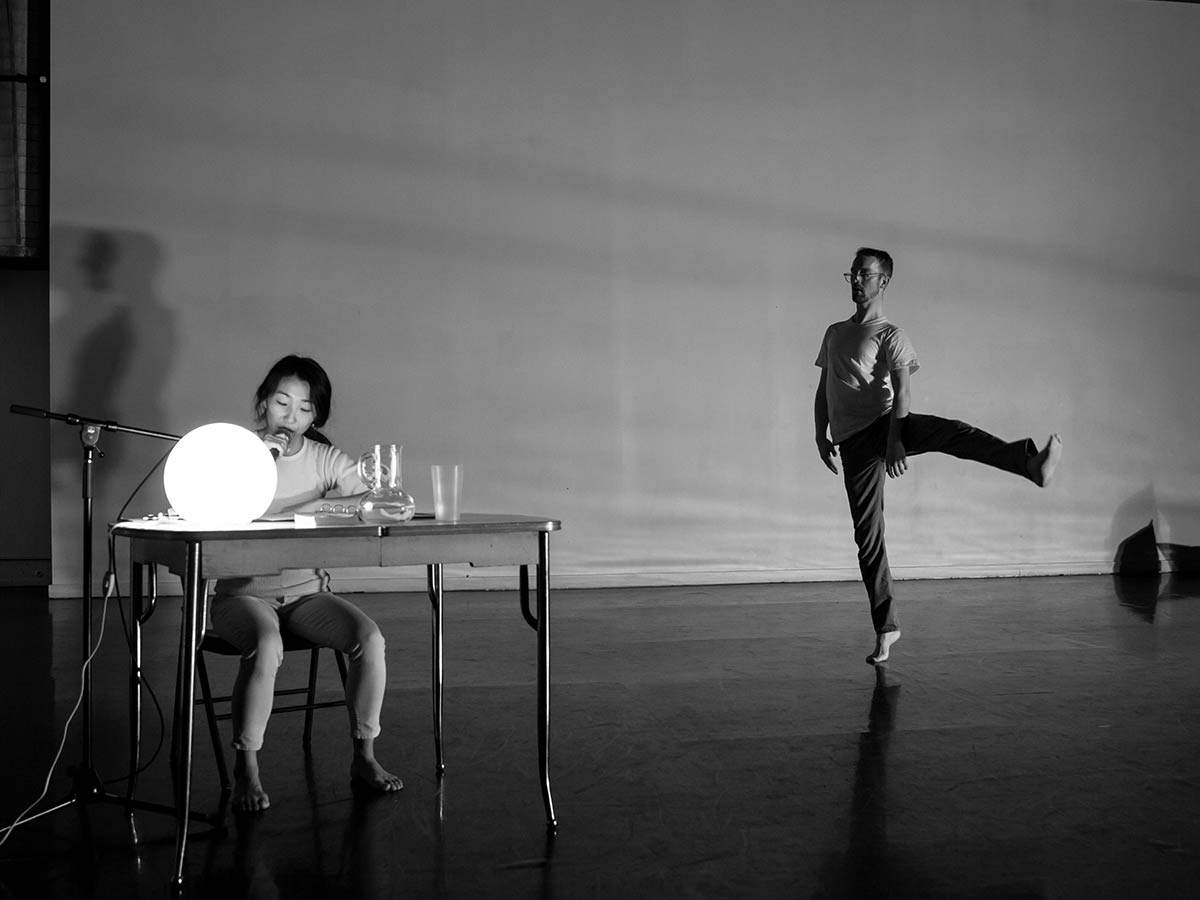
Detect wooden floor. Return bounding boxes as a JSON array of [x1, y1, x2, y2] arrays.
[[1, 574, 1198, 899]]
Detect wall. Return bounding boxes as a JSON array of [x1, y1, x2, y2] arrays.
[[45, 0, 1200, 595]]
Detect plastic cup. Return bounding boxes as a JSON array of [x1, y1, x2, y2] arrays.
[[431, 465, 462, 521]]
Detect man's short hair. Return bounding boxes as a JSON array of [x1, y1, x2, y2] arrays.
[[855, 247, 893, 280]]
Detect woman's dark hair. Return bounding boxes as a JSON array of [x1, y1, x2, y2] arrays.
[[253, 355, 333, 445]]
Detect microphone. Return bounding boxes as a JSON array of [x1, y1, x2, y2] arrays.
[[268, 428, 292, 459]]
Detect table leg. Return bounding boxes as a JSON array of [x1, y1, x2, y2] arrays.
[[171, 542, 204, 892], [126, 561, 143, 808], [520, 565, 538, 629], [426, 563, 445, 776], [537, 532, 557, 831]]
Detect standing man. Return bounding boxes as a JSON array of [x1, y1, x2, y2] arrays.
[[814, 248, 1062, 664]]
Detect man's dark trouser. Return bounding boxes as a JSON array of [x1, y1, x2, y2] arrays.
[[838, 413, 1037, 635]]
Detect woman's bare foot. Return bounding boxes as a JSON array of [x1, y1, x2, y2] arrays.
[[233, 750, 271, 813], [1027, 434, 1063, 487], [350, 755, 404, 792], [866, 630, 901, 665], [351, 737, 403, 792]]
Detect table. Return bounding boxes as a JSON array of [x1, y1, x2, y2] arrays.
[[110, 513, 561, 892]]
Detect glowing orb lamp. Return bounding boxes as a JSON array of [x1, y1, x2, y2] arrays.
[[164, 423, 277, 526]]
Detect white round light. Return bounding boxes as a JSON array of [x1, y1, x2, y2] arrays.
[[164, 423, 277, 526]]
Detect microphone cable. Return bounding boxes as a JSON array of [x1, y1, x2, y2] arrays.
[[101, 529, 167, 793], [106, 447, 175, 789], [0, 572, 117, 849], [0, 449, 174, 848]]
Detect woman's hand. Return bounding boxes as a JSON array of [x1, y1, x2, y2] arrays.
[[262, 430, 291, 459], [284, 493, 369, 515]]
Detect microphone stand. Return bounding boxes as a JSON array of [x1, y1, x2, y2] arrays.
[[8, 404, 179, 827]]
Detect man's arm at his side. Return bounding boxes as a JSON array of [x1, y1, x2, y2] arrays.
[[815, 368, 839, 475], [886, 366, 911, 478]]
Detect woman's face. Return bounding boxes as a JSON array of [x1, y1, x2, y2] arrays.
[[261, 375, 315, 453]]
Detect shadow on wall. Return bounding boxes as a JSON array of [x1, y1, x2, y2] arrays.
[[1110, 485, 1200, 622], [49, 226, 178, 551]]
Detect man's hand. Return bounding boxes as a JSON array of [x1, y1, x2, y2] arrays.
[[817, 436, 840, 475], [886, 437, 907, 478]]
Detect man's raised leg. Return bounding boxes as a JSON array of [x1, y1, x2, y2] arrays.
[[902, 414, 1058, 483]]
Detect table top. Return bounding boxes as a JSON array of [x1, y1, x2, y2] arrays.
[[112, 513, 562, 577], [111, 512, 561, 542]]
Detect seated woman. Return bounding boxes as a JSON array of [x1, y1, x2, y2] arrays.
[[211, 354, 403, 813]]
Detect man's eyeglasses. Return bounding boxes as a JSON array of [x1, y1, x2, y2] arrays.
[[844, 271, 886, 284]]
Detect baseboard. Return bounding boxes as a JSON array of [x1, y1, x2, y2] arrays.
[[48, 559, 1120, 598]]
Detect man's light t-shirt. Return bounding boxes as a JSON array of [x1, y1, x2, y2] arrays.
[[815, 317, 919, 443]]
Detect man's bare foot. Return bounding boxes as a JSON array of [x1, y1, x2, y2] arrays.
[[866, 630, 901, 665], [1027, 434, 1063, 487], [350, 755, 404, 792], [233, 752, 270, 813]]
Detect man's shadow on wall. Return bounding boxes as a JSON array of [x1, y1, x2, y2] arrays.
[[1109, 485, 1200, 622], [49, 226, 178, 568]]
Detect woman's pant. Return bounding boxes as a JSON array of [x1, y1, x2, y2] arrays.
[[839, 413, 1036, 635], [210, 591, 387, 751]]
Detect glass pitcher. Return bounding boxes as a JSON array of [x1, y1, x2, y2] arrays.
[[356, 443, 416, 523]]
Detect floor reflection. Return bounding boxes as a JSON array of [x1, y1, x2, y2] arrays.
[[817, 664, 923, 898], [1113, 574, 1163, 623], [1114, 572, 1200, 622], [845, 665, 903, 895], [227, 814, 281, 900], [5, 577, 1199, 899]]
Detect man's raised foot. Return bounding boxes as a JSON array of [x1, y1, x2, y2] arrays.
[[1028, 434, 1063, 487]]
